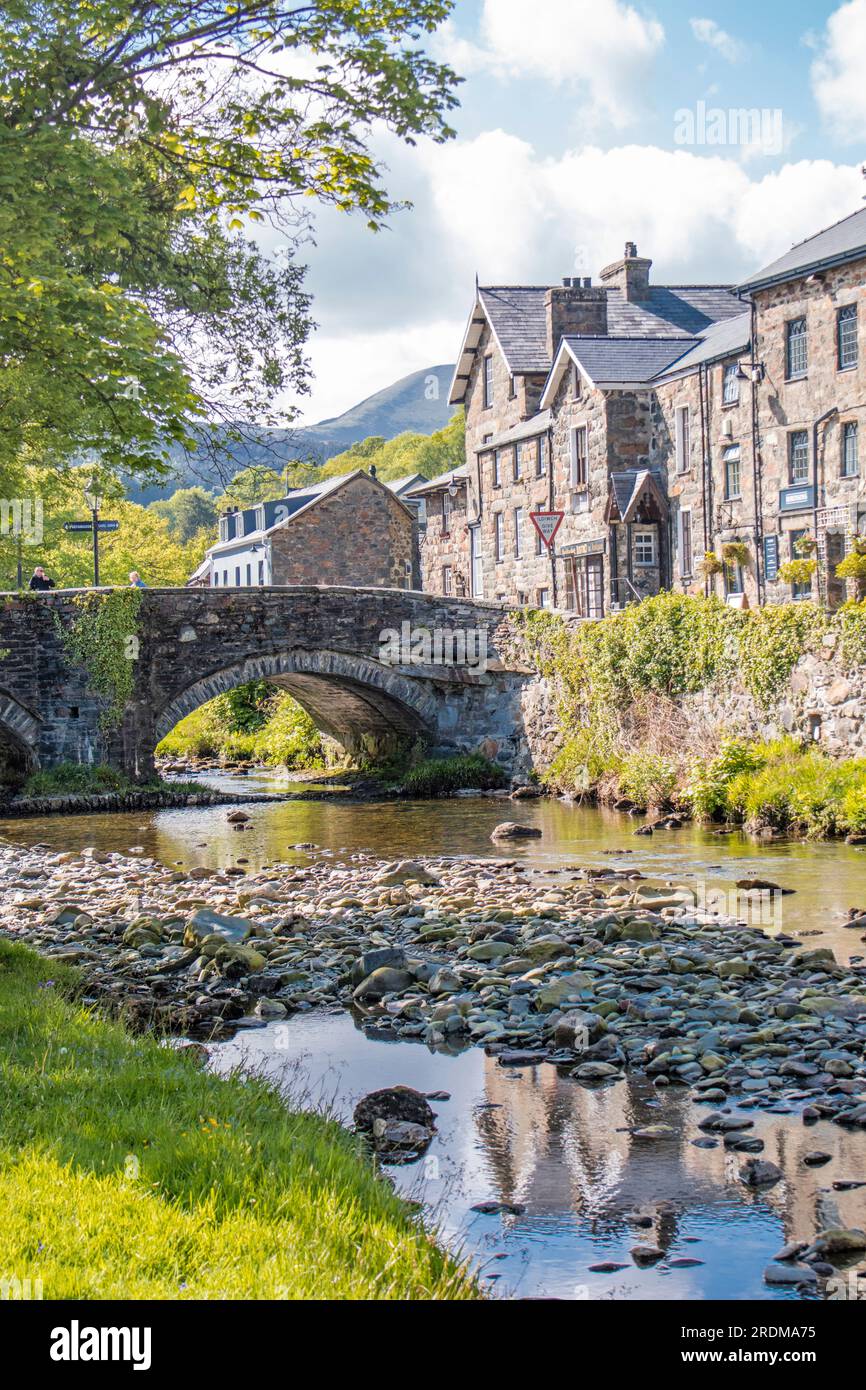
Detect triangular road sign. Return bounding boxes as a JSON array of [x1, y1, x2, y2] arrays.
[[530, 511, 565, 550]]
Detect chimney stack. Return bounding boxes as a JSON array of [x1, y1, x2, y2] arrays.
[[599, 242, 653, 303], [545, 280, 608, 359]]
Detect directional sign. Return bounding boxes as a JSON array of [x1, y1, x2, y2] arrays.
[[529, 511, 565, 550], [63, 520, 120, 534]]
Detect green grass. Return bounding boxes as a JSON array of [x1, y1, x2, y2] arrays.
[[20, 763, 200, 798], [400, 754, 507, 798], [0, 942, 477, 1300]]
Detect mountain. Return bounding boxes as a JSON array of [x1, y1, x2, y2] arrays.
[[125, 364, 456, 503]]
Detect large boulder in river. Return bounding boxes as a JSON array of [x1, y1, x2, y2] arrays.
[[354, 1086, 435, 1136], [348, 946, 407, 985], [184, 908, 257, 947], [353, 967, 415, 1002], [212, 943, 267, 978], [490, 822, 542, 841]]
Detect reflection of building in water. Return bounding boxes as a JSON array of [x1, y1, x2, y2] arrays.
[[475, 1057, 866, 1249]]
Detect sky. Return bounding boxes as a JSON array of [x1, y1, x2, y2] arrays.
[[284, 0, 866, 425]]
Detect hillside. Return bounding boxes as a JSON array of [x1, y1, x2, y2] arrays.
[[125, 364, 456, 503]]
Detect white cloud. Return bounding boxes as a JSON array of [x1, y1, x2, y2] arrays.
[[288, 132, 862, 421], [690, 18, 749, 64], [811, 0, 866, 142], [436, 0, 665, 128]]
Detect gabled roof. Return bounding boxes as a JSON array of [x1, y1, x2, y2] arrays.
[[740, 206, 866, 293], [450, 279, 745, 406], [541, 337, 700, 407], [404, 464, 469, 498], [208, 470, 415, 557], [652, 311, 752, 381], [606, 469, 669, 524]]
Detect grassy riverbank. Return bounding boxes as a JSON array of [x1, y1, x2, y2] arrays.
[[0, 941, 476, 1300]]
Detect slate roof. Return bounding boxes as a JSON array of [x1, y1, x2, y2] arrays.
[[607, 469, 669, 523], [740, 206, 866, 292], [450, 280, 745, 404], [404, 465, 469, 497], [209, 470, 414, 554], [565, 337, 701, 387], [472, 410, 552, 453], [653, 311, 752, 380]]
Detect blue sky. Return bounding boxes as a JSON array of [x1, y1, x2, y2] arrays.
[[289, 0, 866, 423]]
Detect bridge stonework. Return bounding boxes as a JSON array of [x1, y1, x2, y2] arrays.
[[0, 588, 536, 780]]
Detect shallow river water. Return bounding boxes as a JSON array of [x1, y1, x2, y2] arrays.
[[4, 772, 866, 1301]]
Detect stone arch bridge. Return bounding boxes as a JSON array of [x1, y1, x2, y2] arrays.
[[0, 588, 536, 781]]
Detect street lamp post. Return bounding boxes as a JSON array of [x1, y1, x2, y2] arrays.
[[83, 477, 103, 587]]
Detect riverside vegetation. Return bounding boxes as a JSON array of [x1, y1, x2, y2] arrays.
[[510, 593, 866, 839]]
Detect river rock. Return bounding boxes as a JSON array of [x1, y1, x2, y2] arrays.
[[763, 1263, 818, 1287], [354, 1086, 435, 1136], [184, 908, 256, 947], [490, 822, 542, 841], [353, 967, 415, 1002], [739, 1159, 783, 1187]]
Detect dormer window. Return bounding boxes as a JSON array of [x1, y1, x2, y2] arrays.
[[219, 517, 229, 542], [236, 513, 245, 538]]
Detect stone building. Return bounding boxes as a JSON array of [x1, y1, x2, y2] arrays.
[[434, 208, 866, 615], [196, 469, 425, 590]]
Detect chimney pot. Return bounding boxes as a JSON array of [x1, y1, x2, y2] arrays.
[[625, 241, 638, 259]]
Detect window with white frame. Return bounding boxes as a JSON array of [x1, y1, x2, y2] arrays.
[[570, 424, 588, 488], [678, 507, 693, 577], [514, 507, 524, 558], [536, 588, 550, 608], [536, 435, 548, 477], [722, 362, 740, 405], [442, 565, 453, 595], [634, 529, 657, 566], [838, 305, 858, 371], [493, 449, 503, 487], [789, 430, 809, 484], [483, 355, 494, 408], [724, 444, 742, 499], [786, 318, 808, 379], [675, 405, 691, 474], [494, 512, 504, 561], [842, 421, 859, 478]]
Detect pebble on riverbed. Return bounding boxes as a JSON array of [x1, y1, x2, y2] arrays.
[[1, 840, 866, 1143]]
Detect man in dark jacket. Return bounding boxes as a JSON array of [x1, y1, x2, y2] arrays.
[[29, 567, 56, 591]]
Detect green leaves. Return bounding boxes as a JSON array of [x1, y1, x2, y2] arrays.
[[0, 2, 459, 481]]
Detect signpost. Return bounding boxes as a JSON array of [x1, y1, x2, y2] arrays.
[[62, 517, 119, 586], [530, 511, 565, 607]]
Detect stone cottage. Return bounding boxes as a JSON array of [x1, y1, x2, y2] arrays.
[[196, 469, 425, 589]]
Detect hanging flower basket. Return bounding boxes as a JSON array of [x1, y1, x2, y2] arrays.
[[778, 557, 817, 586], [721, 540, 750, 567], [698, 551, 724, 578]]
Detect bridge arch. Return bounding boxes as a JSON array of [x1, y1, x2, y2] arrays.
[[0, 690, 41, 781], [153, 649, 439, 758]]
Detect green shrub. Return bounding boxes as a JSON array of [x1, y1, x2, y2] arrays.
[[23, 763, 129, 796], [254, 695, 325, 770], [840, 782, 866, 836], [684, 740, 765, 821], [401, 755, 507, 798], [616, 752, 679, 811]]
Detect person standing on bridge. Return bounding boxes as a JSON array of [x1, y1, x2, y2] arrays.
[[128, 571, 147, 588], [28, 566, 56, 592]]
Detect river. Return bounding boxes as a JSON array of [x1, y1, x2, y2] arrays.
[[3, 771, 866, 1301]]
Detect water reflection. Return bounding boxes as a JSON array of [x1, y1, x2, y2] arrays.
[[211, 1011, 866, 1302]]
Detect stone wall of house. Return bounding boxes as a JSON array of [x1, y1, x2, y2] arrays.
[[269, 475, 414, 589], [754, 261, 866, 606], [418, 483, 471, 596]]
